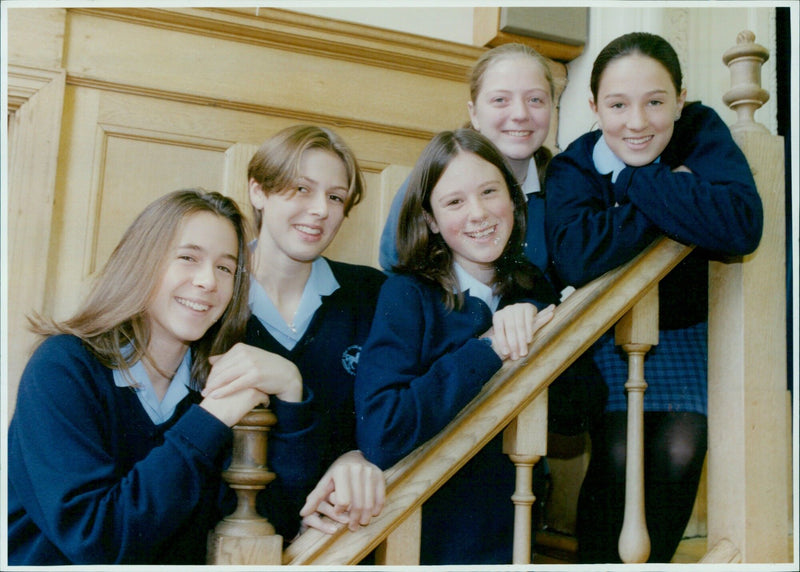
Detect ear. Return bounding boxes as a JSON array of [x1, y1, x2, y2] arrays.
[[423, 211, 440, 234], [675, 88, 687, 120], [467, 100, 480, 131], [249, 178, 266, 209], [588, 96, 602, 129]]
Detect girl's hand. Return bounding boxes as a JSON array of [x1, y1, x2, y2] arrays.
[[203, 343, 303, 403], [672, 165, 692, 174], [299, 450, 386, 534], [200, 387, 269, 428], [484, 303, 555, 360]]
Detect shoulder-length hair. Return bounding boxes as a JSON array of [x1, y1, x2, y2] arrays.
[[395, 128, 539, 310], [247, 124, 365, 231], [30, 189, 251, 390]]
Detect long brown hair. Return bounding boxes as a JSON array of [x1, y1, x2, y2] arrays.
[[396, 129, 540, 310], [29, 189, 251, 389]]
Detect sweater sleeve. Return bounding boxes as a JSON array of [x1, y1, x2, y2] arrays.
[[545, 104, 763, 288], [545, 137, 662, 287], [619, 104, 763, 255], [354, 277, 502, 469], [8, 336, 231, 564]]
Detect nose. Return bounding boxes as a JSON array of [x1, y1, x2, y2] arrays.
[[627, 104, 648, 130], [509, 96, 530, 121], [308, 190, 329, 218], [193, 260, 218, 291], [467, 197, 488, 222]]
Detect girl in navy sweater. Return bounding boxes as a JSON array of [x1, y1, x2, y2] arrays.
[[7, 189, 301, 564], [355, 129, 556, 564], [380, 42, 556, 276], [544, 32, 763, 563], [202, 125, 386, 540]]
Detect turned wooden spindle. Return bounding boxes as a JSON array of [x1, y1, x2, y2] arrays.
[[616, 286, 659, 563], [207, 406, 283, 565], [721, 30, 770, 133], [503, 391, 548, 564]]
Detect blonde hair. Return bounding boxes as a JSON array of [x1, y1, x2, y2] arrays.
[[247, 125, 365, 231], [29, 189, 251, 389]]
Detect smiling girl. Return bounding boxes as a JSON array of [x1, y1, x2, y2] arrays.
[[7, 190, 281, 564], [544, 32, 763, 563], [201, 125, 387, 541], [355, 129, 556, 564]]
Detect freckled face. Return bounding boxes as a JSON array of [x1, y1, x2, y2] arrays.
[[427, 151, 515, 284], [468, 55, 552, 175], [147, 211, 238, 357], [590, 54, 686, 167], [251, 148, 349, 264]]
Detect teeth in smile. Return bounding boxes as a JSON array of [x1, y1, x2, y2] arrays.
[[467, 227, 494, 239], [506, 131, 531, 137], [297, 225, 321, 235], [626, 136, 653, 145], [177, 298, 209, 311]]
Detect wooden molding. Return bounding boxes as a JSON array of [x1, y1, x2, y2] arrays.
[[68, 7, 485, 82], [6, 64, 65, 111]]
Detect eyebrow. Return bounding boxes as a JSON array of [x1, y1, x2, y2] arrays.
[[178, 243, 238, 263], [602, 88, 669, 100]]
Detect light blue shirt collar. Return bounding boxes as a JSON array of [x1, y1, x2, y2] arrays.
[[249, 257, 339, 350], [113, 350, 191, 425], [454, 262, 500, 312], [521, 156, 541, 197], [593, 134, 660, 183]]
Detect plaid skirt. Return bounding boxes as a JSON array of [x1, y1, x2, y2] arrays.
[[592, 321, 708, 415]]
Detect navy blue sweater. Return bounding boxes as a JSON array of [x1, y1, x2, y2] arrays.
[[355, 273, 553, 564], [247, 259, 386, 540], [8, 335, 231, 564], [545, 102, 762, 328]]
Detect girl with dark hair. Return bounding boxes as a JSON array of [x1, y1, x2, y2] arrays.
[[7, 189, 291, 564], [545, 32, 763, 562], [355, 128, 556, 564]]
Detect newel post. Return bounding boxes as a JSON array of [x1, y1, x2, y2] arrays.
[[706, 31, 788, 563], [207, 406, 283, 565]]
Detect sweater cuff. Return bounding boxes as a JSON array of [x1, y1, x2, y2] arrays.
[[461, 337, 503, 383], [171, 404, 231, 459], [270, 386, 315, 434]]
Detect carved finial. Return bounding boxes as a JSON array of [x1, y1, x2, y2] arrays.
[[722, 30, 770, 132]]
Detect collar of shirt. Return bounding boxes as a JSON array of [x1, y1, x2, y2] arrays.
[[454, 262, 500, 312], [249, 256, 340, 350], [113, 349, 191, 425], [520, 156, 541, 197], [593, 134, 660, 183]]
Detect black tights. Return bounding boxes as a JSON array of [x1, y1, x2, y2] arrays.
[[576, 411, 708, 563]]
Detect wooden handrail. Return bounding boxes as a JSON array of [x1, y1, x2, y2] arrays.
[[285, 237, 693, 565]]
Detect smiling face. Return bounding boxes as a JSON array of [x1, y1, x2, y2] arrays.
[[251, 147, 349, 264], [590, 53, 686, 167], [146, 210, 238, 358], [427, 151, 515, 284], [468, 55, 552, 176]]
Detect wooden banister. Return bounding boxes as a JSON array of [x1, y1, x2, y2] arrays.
[[284, 237, 692, 565]]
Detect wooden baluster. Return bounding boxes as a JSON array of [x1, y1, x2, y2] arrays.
[[706, 31, 789, 563], [502, 391, 548, 564], [207, 406, 283, 565], [616, 286, 659, 563], [375, 506, 422, 565]]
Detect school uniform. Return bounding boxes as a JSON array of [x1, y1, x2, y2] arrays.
[[246, 257, 386, 540], [545, 102, 763, 414], [355, 264, 555, 564]]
